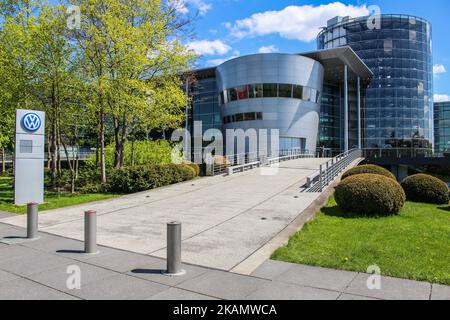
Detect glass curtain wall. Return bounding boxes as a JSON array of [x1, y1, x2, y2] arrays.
[[187, 74, 222, 160], [318, 15, 433, 156], [434, 102, 450, 154], [318, 83, 342, 154]]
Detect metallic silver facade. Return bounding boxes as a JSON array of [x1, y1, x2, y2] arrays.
[[215, 54, 324, 153]]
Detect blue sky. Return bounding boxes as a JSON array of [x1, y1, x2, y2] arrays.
[[179, 0, 450, 101]]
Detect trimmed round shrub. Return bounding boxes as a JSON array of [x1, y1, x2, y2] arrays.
[[184, 162, 200, 176], [401, 174, 449, 204], [335, 174, 406, 216], [342, 164, 396, 181]]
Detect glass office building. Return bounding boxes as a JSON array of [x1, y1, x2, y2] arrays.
[[184, 49, 371, 160], [434, 101, 450, 154], [318, 15, 433, 156]]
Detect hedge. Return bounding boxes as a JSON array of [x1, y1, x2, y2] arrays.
[[401, 174, 449, 204], [106, 164, 195, 193], [342, 164, 396, 181], [335, 173, 406, 216]]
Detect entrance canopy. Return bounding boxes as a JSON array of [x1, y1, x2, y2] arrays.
[[301, 47, 373, 85]]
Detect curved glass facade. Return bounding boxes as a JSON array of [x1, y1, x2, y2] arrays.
[[219, 83, 321, 105], [216, 53, 324, 153], [318, 15, 433, 155], [223, 112, 263, 124]]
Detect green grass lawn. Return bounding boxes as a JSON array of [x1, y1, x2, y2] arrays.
[[0, 176, 119, 214], [272, 197, 450, 285]]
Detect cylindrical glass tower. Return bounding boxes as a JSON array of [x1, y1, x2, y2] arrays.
[[318, 15, 433, 156]]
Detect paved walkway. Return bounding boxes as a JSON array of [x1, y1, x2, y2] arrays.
[[0, 223, 448, 300], [1, 158, 328, 271]]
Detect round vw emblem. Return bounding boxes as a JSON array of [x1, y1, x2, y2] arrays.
[[22, 113, 42, 132]]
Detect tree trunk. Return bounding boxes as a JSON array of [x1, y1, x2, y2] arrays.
[[113, 120, 121, 169], [131, 140, 135, 167], [99, 110, 106, 183], [75, 147, 79, 180], [119, 137, 126, 168], [119, 116, 127, 168], [113, 113, 128, 169], [61, 142, 75, 194], [46, 135, 51, 169], [95, 134, 99, 167], [50, 118, 57, 188], [1, 148, 5, 174], [57, 126, 62, 175]]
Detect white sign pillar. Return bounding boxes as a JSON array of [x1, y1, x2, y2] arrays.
[[14, 109, 46, 205]]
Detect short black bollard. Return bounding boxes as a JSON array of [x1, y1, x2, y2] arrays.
[[84, 210, 98, 254], [27, 203, 39, 239], [164, 221, 185, 276]]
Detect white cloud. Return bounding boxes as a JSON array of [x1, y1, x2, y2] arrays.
[[168, 0, 189, 14], [258, 45, 279, 53], [207, 53, 240, 66], [434, 94, 450, 103], [169, 0, 212, 16], [433, 64, 446, 75], [187, 40, 231, 56], [226, 2, 369, 42]]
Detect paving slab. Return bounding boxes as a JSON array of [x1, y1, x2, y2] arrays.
[[430, 284, 450, 300], [0, 250, 73, 276], [344, 273, 432, 300], [0, 269, 20, 283], [0, 244, 40, 262], [19, 233, 117, 260], [84, 250, 163, 273], [70, 274, 169, 300], [0, 277, 79, 300], [251, 260, 296, 280], [0, 212, 13, 219], [148, 287, 218, 300], [273, 263, 358, 292], [127, 260, 210, 287], [338, 293, 379, 300], [245, 282, 340, 300], [28, 261, 119, 294], [177, 270, 271, 300], [0, 158, 329, 271]]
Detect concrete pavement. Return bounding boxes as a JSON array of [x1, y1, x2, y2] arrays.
[[1, 157, 328, 271], [0, 223, 448, 300]]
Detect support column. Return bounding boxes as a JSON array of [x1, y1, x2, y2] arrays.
[[344, 65, 349, 152], [184, 79, 190, 159], [357, 76, 361, 149]]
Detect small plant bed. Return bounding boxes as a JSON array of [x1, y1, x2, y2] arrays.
[[272, 197, 450, 285], [0, 177, 119, 214]]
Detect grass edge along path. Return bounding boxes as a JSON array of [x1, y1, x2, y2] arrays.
[[272, 197, 450, 285], [0, 176, 119, 214]]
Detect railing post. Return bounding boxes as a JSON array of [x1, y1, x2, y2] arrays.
[[319, 164, 323, 192]]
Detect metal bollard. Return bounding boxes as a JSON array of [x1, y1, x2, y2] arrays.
[[84, 210, 98, 254], [27, 203, 39, 239], [165, 221, 185, 276]]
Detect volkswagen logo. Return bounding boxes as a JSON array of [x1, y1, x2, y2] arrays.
[[22, 113, 42, 132]]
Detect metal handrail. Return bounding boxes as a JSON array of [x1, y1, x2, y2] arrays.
[[304, 149, 363, 193], [210, 149, 313, 176], [362, 148, 434, 159]]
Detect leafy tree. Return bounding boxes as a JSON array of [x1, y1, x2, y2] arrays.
[[71, 0, 194, 175], [30, 3, 86, 188]]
